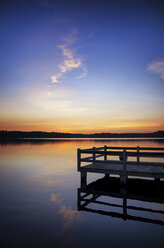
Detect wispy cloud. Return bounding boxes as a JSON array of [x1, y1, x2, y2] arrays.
[[50, 193, 61, 203], [51, 29, 87, 83], [76, 66, 88, 79], [60, 206, 80, 230], [147, 60, 164, 79], [49, 192, 81, 231]]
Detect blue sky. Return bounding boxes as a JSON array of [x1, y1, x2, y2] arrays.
[[0, 0, 164, 132]]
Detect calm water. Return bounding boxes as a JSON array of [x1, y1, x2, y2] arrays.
[[0, 139, 164, 248]]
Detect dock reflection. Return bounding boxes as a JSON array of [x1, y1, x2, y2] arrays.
[[77, 177, 164, 225]]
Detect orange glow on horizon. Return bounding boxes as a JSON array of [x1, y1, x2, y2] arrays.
[[0, 119, 164, 133]]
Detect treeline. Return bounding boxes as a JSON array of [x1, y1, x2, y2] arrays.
[[0, 130, 164, 139]]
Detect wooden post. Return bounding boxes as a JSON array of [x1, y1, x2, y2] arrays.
[[77, 148, 81, 171], [93, 147, 96, 164], [104, 174, 109, 179], [120, 149, 127, 184], [123, 196, 127, 220], [81, 171, 87, 188], [104, 145, 107, 161], [77, 188, 81, 211], [137, 146, 140, 163], [121, 185, 127, 220]]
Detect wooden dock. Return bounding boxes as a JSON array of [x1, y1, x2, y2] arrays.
[[77, 146, 164, 185]]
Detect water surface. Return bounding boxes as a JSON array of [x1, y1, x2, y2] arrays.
[[0, 139, 164, 248]]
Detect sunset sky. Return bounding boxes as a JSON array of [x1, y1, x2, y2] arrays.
[[0, 0, 164, 133]]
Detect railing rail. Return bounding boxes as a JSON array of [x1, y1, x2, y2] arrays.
[[81, 146, 164, 151], [105, 146, 164, 150], [79, 150, 164, 157]]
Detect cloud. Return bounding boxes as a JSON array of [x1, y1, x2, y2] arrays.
[[50, 192, 81, 231], [60, 206, 81, 230], [51, 30, 87, 83], [50, 193, 57, 202], [76, 66, 88, 79], [50, 193, 62, 204], [51, 73, 62, 83], [147, 60, 164, 79], [58, 45, 81, 73], [61, 28, 78, 45]]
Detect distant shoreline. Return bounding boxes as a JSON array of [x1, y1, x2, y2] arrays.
[[0, 130, 164, 139]]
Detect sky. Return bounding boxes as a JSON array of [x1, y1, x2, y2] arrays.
[[0, 0, 164, 133]]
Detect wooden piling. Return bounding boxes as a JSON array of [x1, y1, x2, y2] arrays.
[[137, 146, 140, 163], [81, 171, 87, 187], [93, 147, 96, 164], [77, 148, 81, 171], [121, 149, 127, 184], [104, 145, 107, 161]]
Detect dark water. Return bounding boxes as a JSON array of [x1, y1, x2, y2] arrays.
[[0, 139, 164, 248]]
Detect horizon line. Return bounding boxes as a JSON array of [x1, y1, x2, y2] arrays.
[[0, 130, 164, 134]]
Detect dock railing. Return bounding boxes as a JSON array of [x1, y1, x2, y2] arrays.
[[77, 146, 164, 171]]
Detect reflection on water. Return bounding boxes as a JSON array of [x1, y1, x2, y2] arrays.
[[0, 139, 164, 248], [78, 177, 164, 225]]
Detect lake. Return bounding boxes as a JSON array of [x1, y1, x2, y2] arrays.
[[0, 139, 164, 248]]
